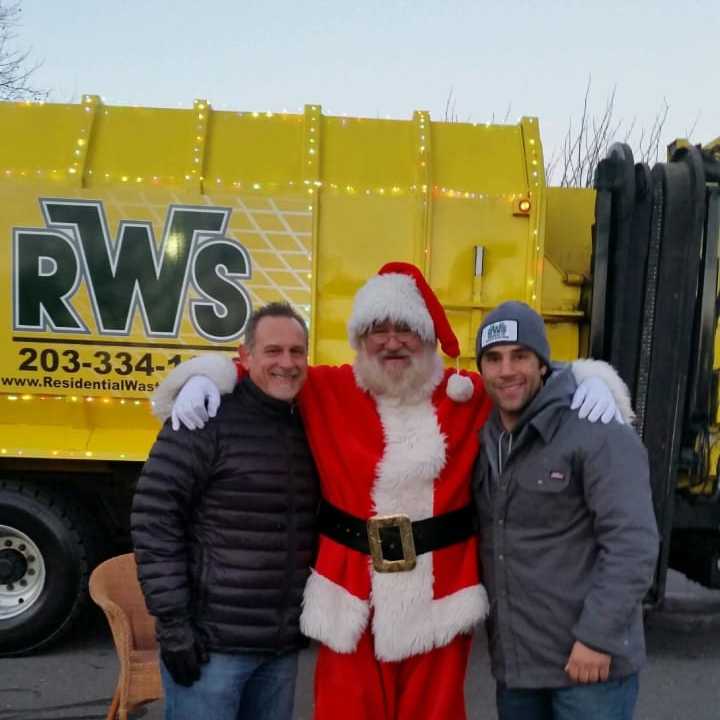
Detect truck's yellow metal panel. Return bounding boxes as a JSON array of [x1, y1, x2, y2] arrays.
[[545, 187, 596, 278], [87, 105, 198, 186], [432, 123, 527, 193], [431, 196, 534, 305], [430, 197, 535, 363], [0, 99, 583, 462], [0, 101, 86, 181], [205, 111, 305, 187], [321, 116, 416, 189], [0, 395, 157, 460], [314, 195, 418, 364], [543, 186, 596, 361]]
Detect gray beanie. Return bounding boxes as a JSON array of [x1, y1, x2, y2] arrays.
[[476, 301, 550, 367]]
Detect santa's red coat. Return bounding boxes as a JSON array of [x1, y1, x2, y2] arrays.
[[296, 361, 492, 661]]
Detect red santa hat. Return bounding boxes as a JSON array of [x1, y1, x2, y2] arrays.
[[348, 261, 474, 402]]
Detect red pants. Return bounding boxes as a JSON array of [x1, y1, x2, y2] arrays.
[[314, 630, 472, 720]]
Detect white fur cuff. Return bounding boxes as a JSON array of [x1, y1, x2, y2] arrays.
[[151, 353, 238, 421], [300, 570, 370, 653], [570, 359, 635, 424], [372, 583, 488, 662]]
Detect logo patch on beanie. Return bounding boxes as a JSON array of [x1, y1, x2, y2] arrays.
[[481, 320, 518, 348]]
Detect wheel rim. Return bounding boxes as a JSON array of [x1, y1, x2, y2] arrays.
[[0, 525, 46, 620]]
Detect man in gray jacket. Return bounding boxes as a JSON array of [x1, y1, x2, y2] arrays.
[[473, 301, 658, 720]]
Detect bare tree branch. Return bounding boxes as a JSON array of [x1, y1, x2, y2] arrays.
[[548, 77, 672, 187], [0, 1, 47, 102], [636, 98, 669, 165], [436, 77, 679, 184], [685, 110, 701, 140], [444, 86, 458, 123]]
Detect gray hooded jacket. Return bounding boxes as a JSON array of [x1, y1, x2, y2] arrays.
[[473, 365, 659, 688]]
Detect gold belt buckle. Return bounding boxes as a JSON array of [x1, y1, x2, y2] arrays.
[[366, 514, 417, 573]]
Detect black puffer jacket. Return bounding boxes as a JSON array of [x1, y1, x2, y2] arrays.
[[132, 377, 319, 654]]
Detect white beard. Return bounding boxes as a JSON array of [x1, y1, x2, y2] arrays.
[[353, 343, 444, 406]]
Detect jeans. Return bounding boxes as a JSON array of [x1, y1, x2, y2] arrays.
[[161, 650, 299, 720], [496, 674, 639, 720]]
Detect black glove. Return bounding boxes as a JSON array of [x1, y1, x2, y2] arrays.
[[157, 621, 209, 687]]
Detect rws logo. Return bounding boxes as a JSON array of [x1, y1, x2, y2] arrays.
[[480, 319, 518, 348], [13, 200, 252, 342]]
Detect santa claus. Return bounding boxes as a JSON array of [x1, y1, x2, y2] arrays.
[[153, 262, 628, 720]]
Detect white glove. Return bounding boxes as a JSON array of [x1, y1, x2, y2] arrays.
[[570, 376, 624, 424], [171, 375, 221, 431]]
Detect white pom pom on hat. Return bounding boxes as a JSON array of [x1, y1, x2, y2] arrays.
[[348, 261, 474, 402], [446, 371, 474, 402]]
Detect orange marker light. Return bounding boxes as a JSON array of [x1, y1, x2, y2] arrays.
[[513, 197, 532, 216]]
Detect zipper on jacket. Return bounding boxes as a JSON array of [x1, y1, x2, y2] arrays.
[[275, 421, 298, 652], [498, 431, 513, 478]]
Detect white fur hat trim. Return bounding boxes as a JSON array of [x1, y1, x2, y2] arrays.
[[347, 273, 435, 348]]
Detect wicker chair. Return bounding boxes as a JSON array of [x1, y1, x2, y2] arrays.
[[89, 553, 163, 720]]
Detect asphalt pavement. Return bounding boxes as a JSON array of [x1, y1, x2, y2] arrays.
[[1, 570, 719, 720]]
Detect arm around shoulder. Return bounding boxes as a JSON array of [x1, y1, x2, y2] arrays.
[[570, 359, 635, 424], [151, 352, 238, 422]]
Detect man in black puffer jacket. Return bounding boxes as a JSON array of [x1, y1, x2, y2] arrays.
[[132, 302, 319, 720]]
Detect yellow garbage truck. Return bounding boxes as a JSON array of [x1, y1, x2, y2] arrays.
[[0, 95, 717, 654]]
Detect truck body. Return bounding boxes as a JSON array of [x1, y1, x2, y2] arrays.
[[0, 96, 716, 654]]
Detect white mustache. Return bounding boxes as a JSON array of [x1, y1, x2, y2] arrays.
[[378, 351, 411, 360]]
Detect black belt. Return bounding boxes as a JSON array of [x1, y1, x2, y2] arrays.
[[317, 499, 476, 573]]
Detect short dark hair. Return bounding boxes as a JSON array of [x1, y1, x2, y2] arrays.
[[245, 302, 309, 349]]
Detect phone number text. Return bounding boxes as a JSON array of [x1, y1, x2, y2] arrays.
[[17, 347, 185, 376]]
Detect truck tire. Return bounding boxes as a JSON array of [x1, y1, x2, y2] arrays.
[[0, 479, 100, 655]]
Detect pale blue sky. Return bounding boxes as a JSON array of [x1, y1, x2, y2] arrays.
[[18, 0, 720, 173]]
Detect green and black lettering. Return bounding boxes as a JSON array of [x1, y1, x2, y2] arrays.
[[191, 240, 252, 341], [43, 201, 230, 336], [13, 229, 85, 331]]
